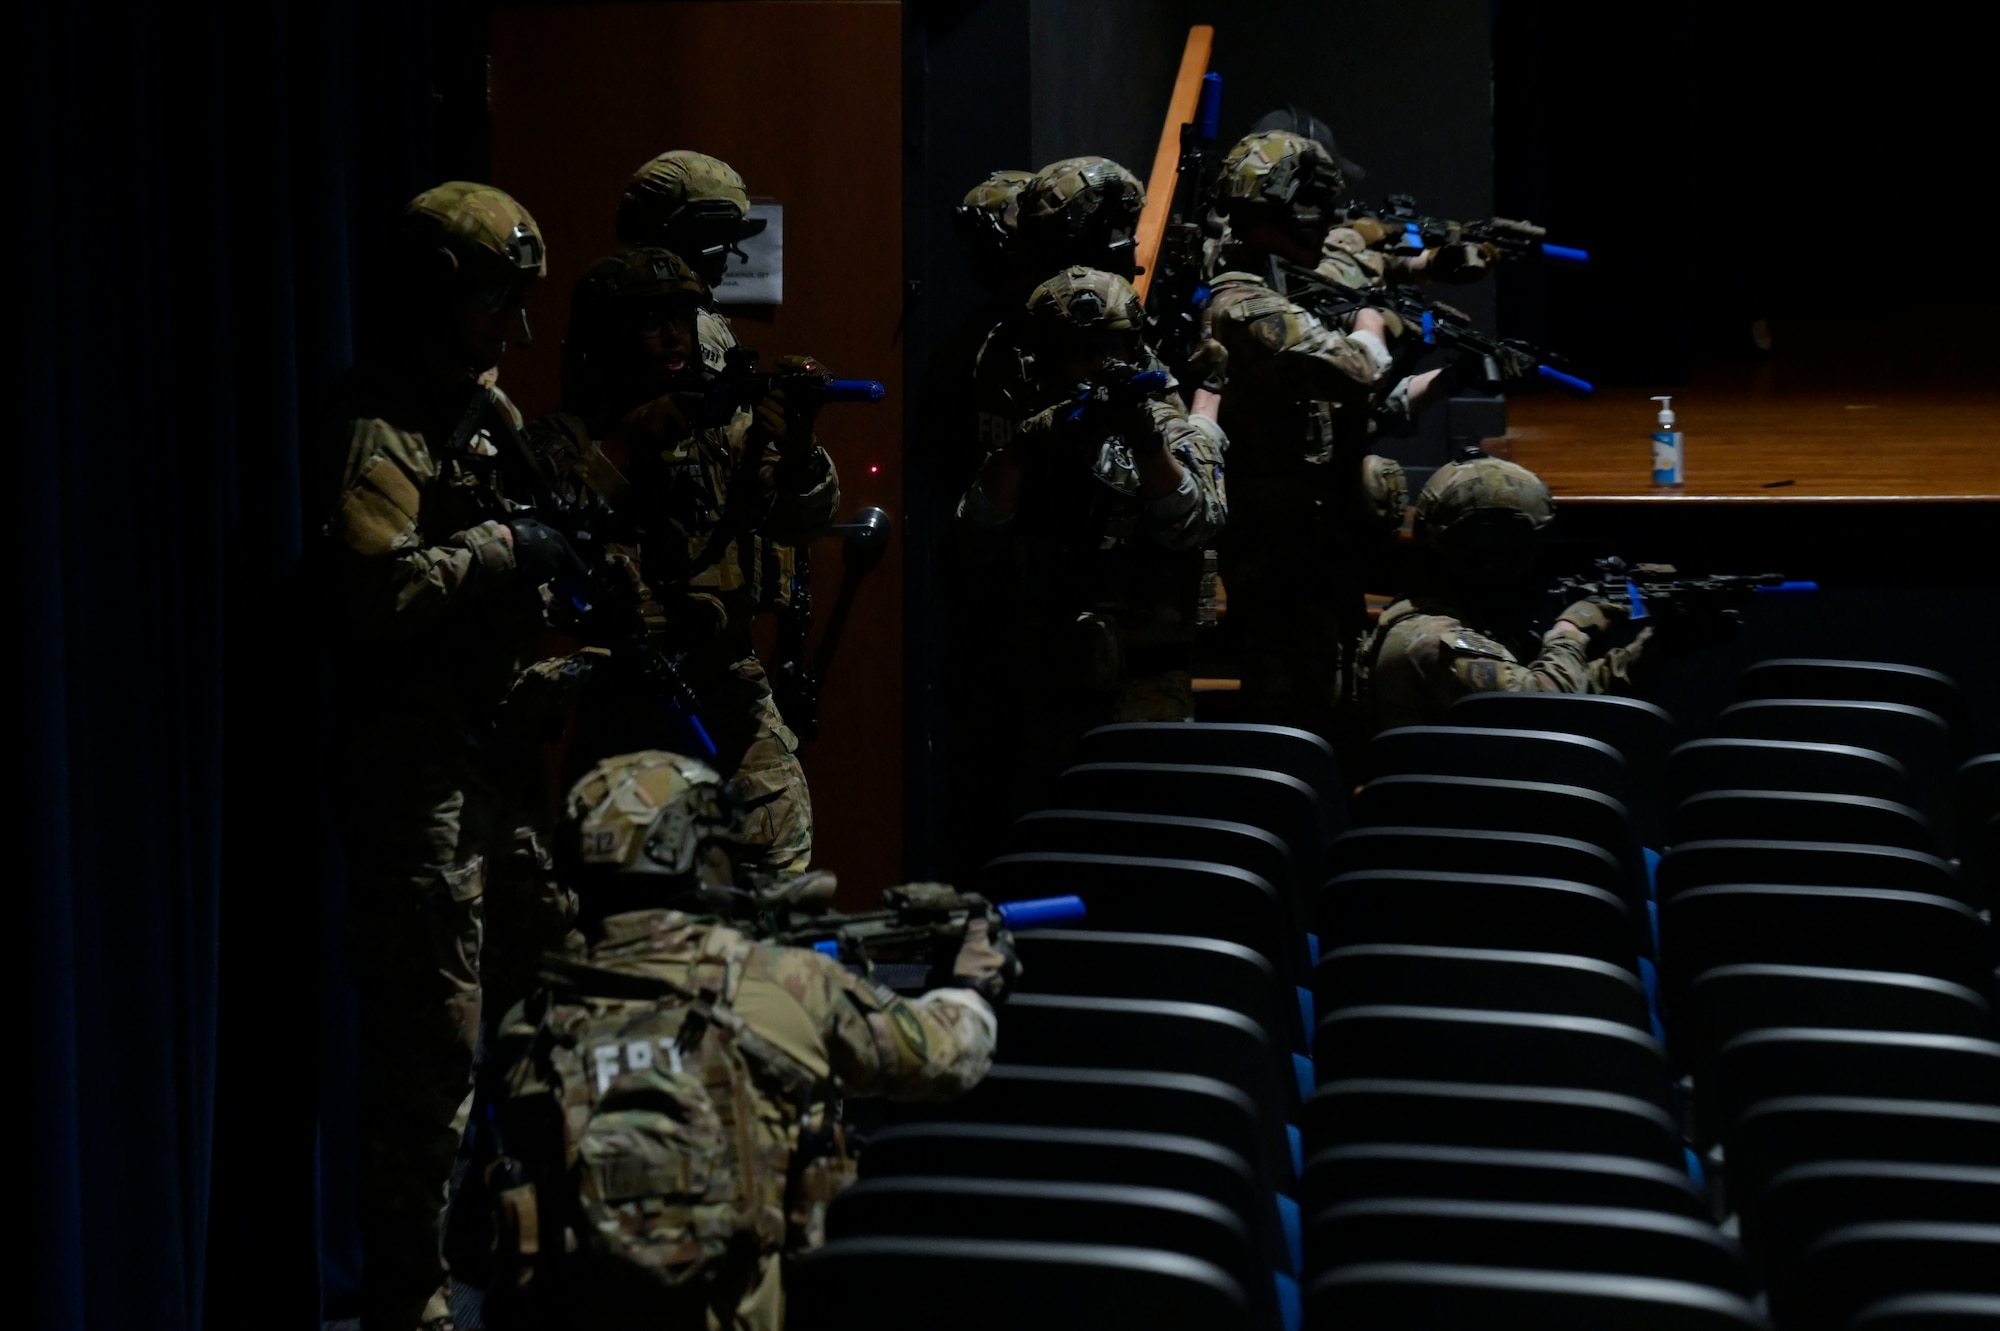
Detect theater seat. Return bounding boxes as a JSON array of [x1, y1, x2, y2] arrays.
[[788, 1236, 1253, 1331], [1304, 1198, 1752, 1294], [1726, 1096, 2000, 1228], [1657, 839, 1964, 907], [1303, 1079, 1687, 1173], [1670, 790, 1935, 855], [1737, 659, 1965, 743], [1302, 1142, 1707, 1219], [1717, 699, 1955, 842], [1015, 929, 1304, 1053], [1313, 1005, 1672, 1109], [1076, 722, 1346, 837], [1706, 1029, 2000, 1145], [1010, 808, 1303, 904], [1447, 693, 1677, 845], [1848, 1291, 2000, 1329], [1668, 738, 1913, 808], [1680, 965, 1996, 1087], [1782, 1222, 2000, 1331], [1369, 726, 1635, 827], [1328, 826, 1627, 904], [1314, 945, 1651, 1034], [1319, 869, 1637, 973], [1052, 762, 1327, 884], [825, 1178, 1276, 1330], [1304, 1263, 1768, 1330], [1746, 1161, 2000, 1291]]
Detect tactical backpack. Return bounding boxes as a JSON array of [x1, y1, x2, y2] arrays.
[[455, 950, 822, 1326]]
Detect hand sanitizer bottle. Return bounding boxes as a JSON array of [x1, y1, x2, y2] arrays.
[[1650, 395, 1683, 487]]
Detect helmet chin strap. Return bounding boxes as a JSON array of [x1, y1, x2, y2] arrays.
[[519, 307, 534, 348]]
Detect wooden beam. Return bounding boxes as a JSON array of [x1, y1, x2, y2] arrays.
[[1132, 24, 1214, 301]]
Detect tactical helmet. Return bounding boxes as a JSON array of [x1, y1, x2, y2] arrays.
[[1025, 266, 1146, 334], [1248, 105, 1366, 182], [401, 182, 546, 289], [1017, 156, 1148, 276], [1414, 456, 1556, 565], [617, 150, 767, 275], [1215, 131, 1346, 216], [568, 750, 738, 879], [569, 248, 710, 337], [956, 168, 1036, 250], [1359, 453, 1412, 534]]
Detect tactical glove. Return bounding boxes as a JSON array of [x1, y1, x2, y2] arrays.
[[755, 355, 828, 444], [1429, 242, 1495, 284], [504, 518, 587, 583], [948, 910, 1021, 1006], [1554, 598, 1625, 642]]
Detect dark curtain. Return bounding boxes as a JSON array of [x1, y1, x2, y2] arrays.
[[20, 2, 483, 1327]]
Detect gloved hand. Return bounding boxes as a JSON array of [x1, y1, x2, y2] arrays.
[[1553, 598, 1625, 642], [1428, 242, 1495, 284], [505, 518, 587, 583], [754, 355, 828, 444], [948, 908, 1020, 1006]]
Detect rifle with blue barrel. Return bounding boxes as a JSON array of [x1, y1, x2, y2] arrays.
[[769, 882, 1086, 992], [1334, 193, 1591, 267], [693, 345, 887, 743], [1272, 258, 1596, 398], [1555, 557, 1817, 642]]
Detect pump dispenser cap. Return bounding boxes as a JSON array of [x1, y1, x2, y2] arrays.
[[1650, 395, 1676, 429]]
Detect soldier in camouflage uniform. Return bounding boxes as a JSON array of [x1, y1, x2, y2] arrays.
[[477, 750, 1007, 1330], [1199, 130, 1440, 744], [1360, 456, 1651, 732], [321, 183, 579, 1331], [959, 267, 1228, 809], [527, 245, 836, 878], [955, 167, 1040, 303]]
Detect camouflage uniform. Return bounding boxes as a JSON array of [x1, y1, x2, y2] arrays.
[[959, 268, 1228, 807], [478, 752, 1000, 1331], [610, 154, 840, 874], [1358, 457, 1651, 732], [530, 247, 837, 876], [323, 183, 577, 1331], [1200, 132, 1409, 742]]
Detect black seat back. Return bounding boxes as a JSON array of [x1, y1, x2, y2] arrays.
[[1315, 945, 1651, 1033], [1672, 790, 1935, 855], [1329, 825, 1627, 905], [1314, 1005, 1672, 1108], [1306, 1262, 1766, 1329], [1785, 1221, 2000, 1331], [787, 1236, 1252, 1331], [1303, 1143, 1707, 1220], [1747, 1160, 2000, 1288], [1077, 722, 1346, 836], [1680, 965, 1996, 1080], [1718, 699, 1955, 839], [1657, 838, 1964, 906], [983, 851, 1307, 982], [1727, 1096, 2000, 1225], [1014, 930, 1302, 1053], [1668, 737, 1913, 807], [1738, 659, 1965, 742], [1305, 1197, 1751, 1294], [1709, 1030, 2000, 1145], [1319, 869, 1638, 973], [1447, 693, 1677, 845], [1010, 808, 1302, 903], [1051, 762, 1326, 885], [1303, 1079, 1686, 1172]]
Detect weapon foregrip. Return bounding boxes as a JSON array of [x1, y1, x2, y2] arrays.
[[824, 379, 886, 403], [1130, 370, 1171, 395], [811, 939, 842, 957], [1755, 581, 1819, 596], [1540, 243, 1591, 265], [996, 895, 1087, 929], [1536, 364, 1595, 396]]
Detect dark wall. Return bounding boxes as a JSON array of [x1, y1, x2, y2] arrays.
[[1027, 0, 1193, 175]]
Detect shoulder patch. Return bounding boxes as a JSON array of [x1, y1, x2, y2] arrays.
[[1250, 311, 1293, 351], [886, 998, 930, 1060]]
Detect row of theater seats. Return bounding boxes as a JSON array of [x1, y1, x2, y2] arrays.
[[788, 659, 2000, 1330]]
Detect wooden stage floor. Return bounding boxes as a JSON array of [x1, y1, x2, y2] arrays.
[[1495, 360, 2000, 504]]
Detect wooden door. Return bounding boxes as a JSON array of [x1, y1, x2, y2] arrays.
[[491, 1, 905, 898]]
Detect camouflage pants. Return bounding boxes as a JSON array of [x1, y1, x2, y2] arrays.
[[1220, 515, 1363, 745], [335, 723, 574, 1331], [702, 655, 813, 877]]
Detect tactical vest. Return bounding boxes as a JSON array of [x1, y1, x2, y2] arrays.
[[464, 932, 824, 1324]]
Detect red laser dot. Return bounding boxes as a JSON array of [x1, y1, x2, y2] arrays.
[[869, 465, 880, 474]]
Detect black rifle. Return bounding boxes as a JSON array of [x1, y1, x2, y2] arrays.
[[1335, 192, 1591, 266], [694, 347, 885, 743], [1555, 557, 1817, 635], [763, 884, 1085, 992], [1145, 71, 1227, 383], [1272, 259, 1595, 398]]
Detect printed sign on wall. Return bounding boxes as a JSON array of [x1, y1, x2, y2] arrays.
[[716, 203, 783, 304]]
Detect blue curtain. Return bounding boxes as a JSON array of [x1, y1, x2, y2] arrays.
[[19, 2, 467, 1326]]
